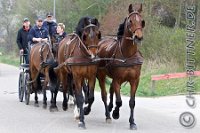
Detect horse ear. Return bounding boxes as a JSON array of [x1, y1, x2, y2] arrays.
[[138, 3, 143, 13], [128, 4, 133, 13], [98, 31, 101, 39], [92, 18, 100, 27], [142, 20, 145, 28], [83, 17, 89, 26]]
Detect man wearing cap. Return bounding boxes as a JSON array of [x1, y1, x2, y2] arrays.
[[43, 12, 57, 37], [16, 18, 31, 64], [28, 17, 48, 45]]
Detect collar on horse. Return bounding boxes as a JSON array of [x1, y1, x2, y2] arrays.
[[59, 33, 98, 67]]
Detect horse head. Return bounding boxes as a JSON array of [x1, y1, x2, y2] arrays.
[[77, 17, 101, 58], [126, 3, 145, 44]]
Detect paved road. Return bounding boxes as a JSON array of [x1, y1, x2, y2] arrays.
[[0, 63, 199, 133]]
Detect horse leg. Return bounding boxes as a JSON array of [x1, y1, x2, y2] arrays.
[[74, 76, 86, 129], [30, 66, 39, 107], [42, 87, 47, 109], [49, 89, 58, 112], [34, 91, 39, 107], [82, 81, 89, 104], [62, 91, 68, 111], [49, 81, 59, 112], [61, 73, 68, 111], [97, 72, 111, 122], [68, 74, 75, 106], [108, 82, 114, 112], [112, 80, 122, 120], [129, 79, 139, 130], [42, 71, 48, 109], [84, 77, 95, 116]]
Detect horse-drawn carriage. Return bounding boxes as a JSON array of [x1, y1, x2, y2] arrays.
[[18, 41, 59, 111], [18, 53, 31, 105], [17, 3, 145, 130]]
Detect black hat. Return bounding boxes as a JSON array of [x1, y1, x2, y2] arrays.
[[23, 18, 29, 22], [46, 12, 53, 17]]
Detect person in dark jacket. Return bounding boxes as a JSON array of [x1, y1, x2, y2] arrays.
[[43, 12, 57, 37], [53, 23, 67, 44], [52, 23, 67, 58], [16, 18, 31, 64], [28, 17, 49, 45]]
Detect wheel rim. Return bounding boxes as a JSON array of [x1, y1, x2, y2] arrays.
[[18, 72, 24, 102], [24, 73, 30, 105]]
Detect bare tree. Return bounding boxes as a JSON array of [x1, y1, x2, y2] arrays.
[[0, 0, 17, 51]]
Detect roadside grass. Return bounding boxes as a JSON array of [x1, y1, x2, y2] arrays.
[[0, 53, 19, 67], [95, 60, 200, 97]]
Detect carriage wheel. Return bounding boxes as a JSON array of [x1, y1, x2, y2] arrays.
[[24, 73, 31, 105], [18, 72, 25, 102]]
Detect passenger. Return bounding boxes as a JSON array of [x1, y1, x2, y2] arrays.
[[28, 16, 48, 46], [16, 18, 31, 64], [43, 12, 57, 37], [53, 23, 67, 44]]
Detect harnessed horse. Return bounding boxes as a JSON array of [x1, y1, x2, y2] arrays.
[[97, 3, 145, 130], [29, 41, 57, 109], [55, 16, 101, 128]]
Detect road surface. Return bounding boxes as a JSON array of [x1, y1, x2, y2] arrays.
[[0, 63, 199, 133]]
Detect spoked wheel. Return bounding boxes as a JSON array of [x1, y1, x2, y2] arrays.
[[24, 73, 31, 105], [18, 72, 25, 102]]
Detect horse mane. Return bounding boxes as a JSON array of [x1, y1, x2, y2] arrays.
[[75, 16, 100, 37], [117, 18, 126, 40]]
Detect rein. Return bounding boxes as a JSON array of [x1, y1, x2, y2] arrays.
[[28, 43, 53, 84], [54, 33, 98, 70]]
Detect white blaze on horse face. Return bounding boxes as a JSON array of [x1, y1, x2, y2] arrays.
[[91, 54, 95, 59], [136, 15, 140, 22], [88, 50, 95, 59]]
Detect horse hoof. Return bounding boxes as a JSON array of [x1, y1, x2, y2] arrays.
[[130, 123, 137, 130], [34, 103, 39, 107], [78, 122, 86, 129], [84, 107, 91, 115], [108, 104, 113, 112], [112, 110, 120, 119], [62, 104, 68, 111], [106, 118, 112, 123], [62, 106, 68, 111]]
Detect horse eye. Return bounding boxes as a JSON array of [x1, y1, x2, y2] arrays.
[[129, 20, 132, 23]]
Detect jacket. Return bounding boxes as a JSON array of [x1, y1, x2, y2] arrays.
[[16, 26, 31, 50], [43, 21, 57, 37], [53, 32, 67, 44], [28, 25, 49, 43]]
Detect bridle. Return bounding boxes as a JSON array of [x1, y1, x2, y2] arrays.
[[126, 11, 143, 40], [82, 23, 99, 50]]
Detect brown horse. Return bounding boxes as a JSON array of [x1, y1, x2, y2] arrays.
[[97, 3, 145, 130], [56, 16, 101, 128], [29, 42, 57, 109]]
